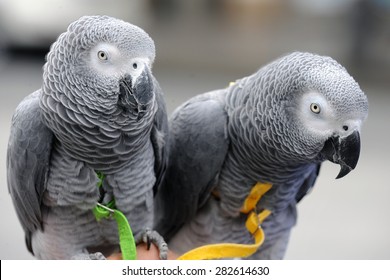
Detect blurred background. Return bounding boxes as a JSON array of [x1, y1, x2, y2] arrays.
[[0, 0, 389, 259]]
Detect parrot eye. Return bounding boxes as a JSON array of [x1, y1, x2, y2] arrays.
[[310, 103, 321, 114], [132, 63, 138, 69], [97, 51, 108, 61]]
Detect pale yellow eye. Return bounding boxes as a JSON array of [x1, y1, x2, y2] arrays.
[[310, 103, 321, 114], [97, 51, 108, 60]]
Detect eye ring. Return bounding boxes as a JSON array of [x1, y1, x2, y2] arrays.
[[97, 50, 108, 61], [310, 103, 321, 114]]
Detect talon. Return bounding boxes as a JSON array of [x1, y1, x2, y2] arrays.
[[143, 228, 151, 244], [136, 228, 168, 259], [146, 235, 151, 250], [159, 242, 168, 260]]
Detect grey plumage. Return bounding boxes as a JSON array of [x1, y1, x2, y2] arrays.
[[7, 15, 168, 259], [155, 52, 368, 259]]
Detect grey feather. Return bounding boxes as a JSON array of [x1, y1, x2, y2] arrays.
[[155, 52, 368, 259], [155, 90, 229, 240], [7, 15, 168, 259], [7, 90, 53, 252], [150, 78, 169, 195]]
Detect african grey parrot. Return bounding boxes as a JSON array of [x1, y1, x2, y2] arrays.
[[155, 52, 368, 259], [7, 15, 169, 259]]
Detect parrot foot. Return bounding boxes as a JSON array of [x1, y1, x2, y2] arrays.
[[135, 228, 168, 260], [71, 252, 106, 260]]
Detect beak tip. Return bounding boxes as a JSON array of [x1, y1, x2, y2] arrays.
[[321, 130, 361, 180], [335, 164, 354, 179]]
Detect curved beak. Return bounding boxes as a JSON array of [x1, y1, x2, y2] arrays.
[[320, 130, 361, 179], [118, 67, 154, 118], [132, 66, 154, 106]]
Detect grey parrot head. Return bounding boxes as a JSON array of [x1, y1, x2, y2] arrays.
[[42, 15, 156, 120], [250, 52, 369, 178]]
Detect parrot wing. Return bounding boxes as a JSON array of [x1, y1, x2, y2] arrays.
[[7, 90, 54, 252], [155, 91, 229, 241], [295, 164, 321, 203], [151, 79, 169, 195]]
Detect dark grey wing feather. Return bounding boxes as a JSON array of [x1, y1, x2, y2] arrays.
[[151, 79, 169, 195], [155, 92, 229, 241], [7, 90, 53, 252], [295, 163, 321, 203], [253, 163, 321, 259]]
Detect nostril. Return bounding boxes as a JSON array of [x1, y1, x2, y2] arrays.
[[343, 125, 349, 131]]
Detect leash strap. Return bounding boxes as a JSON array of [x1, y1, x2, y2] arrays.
[[177, 182, 272, 260], [93, 172, 137, 260]]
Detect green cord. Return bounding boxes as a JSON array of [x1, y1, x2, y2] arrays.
[[96, 171, 105, 188], [93, 172, 137, 260]]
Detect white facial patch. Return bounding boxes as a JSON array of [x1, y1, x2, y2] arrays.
[[89, 43, 150, 81], [297, 91, 335, 136]]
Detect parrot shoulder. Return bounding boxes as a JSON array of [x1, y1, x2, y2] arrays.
[[7, 89, 54, 252], [151, 79, 169, 195], [295, 163, 321, 203]]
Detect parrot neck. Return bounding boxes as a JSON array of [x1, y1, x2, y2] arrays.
[[39, 90, 157, 172], [226, 143, 313, 184], [216, 149, 314, 217]]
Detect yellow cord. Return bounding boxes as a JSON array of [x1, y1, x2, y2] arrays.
[[177, 182, 272, 260]]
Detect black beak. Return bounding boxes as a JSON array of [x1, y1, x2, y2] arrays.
[[132, 67, 154, 105], [320, 130, 361, 179], [119, 75, 136, 107], [118, 68, 154, 117]]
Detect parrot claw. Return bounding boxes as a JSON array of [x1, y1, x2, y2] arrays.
[[135, 228, 168, 260], [146, 235, 151, 250], [71, 251, 106, 260]]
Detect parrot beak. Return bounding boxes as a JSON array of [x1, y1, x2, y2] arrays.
[[132, 67, 154, 106], [118, 67, 154, 118], [320, 130, 361, 179]]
